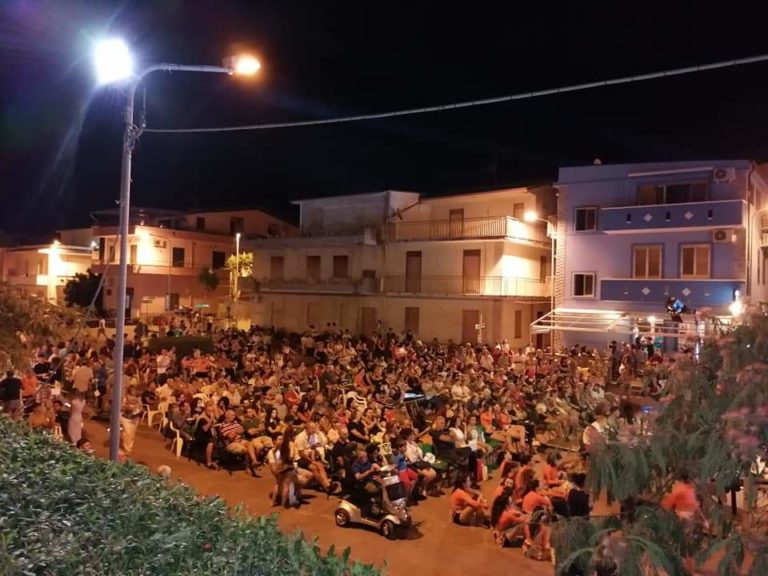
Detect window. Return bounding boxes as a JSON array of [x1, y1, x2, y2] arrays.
[[306, 255, 321, 281], [196, 217, 206, 231], [229, 217, 245, 235], [514, 310, 523, 339], [172, 247, 185, 268], [404, 307, 420, 334], [573, 273, 595, 297], [574, 207, 597, 231], [633, 245, 662, 279], [108, 245, 115, 263], [680, 245, 710, 278], [212, 251, 226, 269], [167, 293, 180, 310], [513, 203, 525, 220], [332, 255, 349, 278], [270, 256, 284, 280], [637, 182, 708, 205], [129, 244, 137, 265]]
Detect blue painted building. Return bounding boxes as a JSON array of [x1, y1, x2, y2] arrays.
[[539, 160, 768, 349]]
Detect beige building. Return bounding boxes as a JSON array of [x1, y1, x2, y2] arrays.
[[91, 207, 294, 319], [246, 188, 555, 346], [0, 228, 93, 304]]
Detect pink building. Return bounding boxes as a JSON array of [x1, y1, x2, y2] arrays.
[[90, 207, 294, 319]]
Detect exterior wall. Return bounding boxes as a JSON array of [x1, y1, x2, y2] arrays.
[[180, 209, 293, 238], [297, 191, 420, 235], [555, 160, 766, 349], [102, 271, 209, 319]]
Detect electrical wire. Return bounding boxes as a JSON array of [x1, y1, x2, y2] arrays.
[[142, 53, 768, 134]]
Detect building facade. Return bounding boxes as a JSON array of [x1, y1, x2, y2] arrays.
[[0, 228, 93, 304], [246, 187, 555, 345], [91, 207, 294, 319], [535, 160, 768, 349]]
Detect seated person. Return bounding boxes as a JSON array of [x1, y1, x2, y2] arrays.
[[402, 429, 439, 495], [349, 449, 382, 510], [28, 403, 54, 431], [542, 452, 567, 490], [491, 487, 528, 546], [521, 480, 553, 553], [450, 473, 489, 527], [52, 399, 71, 441], [430, 415, 470, 469], [295, 421, 338, 494], [214, 409, 259, 475], [566, 473, 591, 518], [392, 439, 421, 500]]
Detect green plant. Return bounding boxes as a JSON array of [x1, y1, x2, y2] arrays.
[[554, 311, 768, 575], [0, 418, 381, 576], [63, 269, 104, 312], [197, 267, 220, 293]]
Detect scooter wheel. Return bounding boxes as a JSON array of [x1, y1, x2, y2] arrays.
[[380, 519, 397, 540], [334, 509, 351, 527]]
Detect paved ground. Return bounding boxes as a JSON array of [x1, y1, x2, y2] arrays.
[[85, 420, 552, 576]]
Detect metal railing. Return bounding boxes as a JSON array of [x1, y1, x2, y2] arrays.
[[383, 216, 548, 243], [256, 277, 379, 294], [382, 275, 550, 297]]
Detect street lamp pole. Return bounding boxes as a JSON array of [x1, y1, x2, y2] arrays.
[[105, 61, 257, 462], [234, 232, 241, 329]]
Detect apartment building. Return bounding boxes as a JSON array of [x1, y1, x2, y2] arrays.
[[246, 187, 555, 345], [91, 207, 293, 318], [532, 160, 768, 349], [0, 228, 92, 304]]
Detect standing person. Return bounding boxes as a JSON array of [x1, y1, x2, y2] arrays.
[[72, 360, 94, 397], [68, 389, 86, 445], [0, 370, 22, 419], [120, 385, 142, 456]]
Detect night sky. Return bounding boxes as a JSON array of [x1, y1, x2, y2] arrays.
[[2, 1, 768, 239]]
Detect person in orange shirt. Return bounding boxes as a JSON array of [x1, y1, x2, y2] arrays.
[[661, 471, 701, 571], [450, 473, 489, 526], [490, 487, 528, 546], [521, 480, 553, 552], [21, 369, 39, 400]]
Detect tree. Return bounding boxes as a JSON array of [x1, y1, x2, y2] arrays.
[[63, 269, 103, 313], [554, 311, 768, 576], [0, 282, 80, 370], [226, 252, 254, 279], [197, 267, 220, 293]]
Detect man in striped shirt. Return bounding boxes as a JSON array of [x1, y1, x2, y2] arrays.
[[219, 409, 259, 475]]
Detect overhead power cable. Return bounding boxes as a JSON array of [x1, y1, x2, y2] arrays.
[[143, 53, 768, 134]]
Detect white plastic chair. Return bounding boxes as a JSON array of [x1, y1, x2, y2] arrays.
[[168, 420, 184, 458], [141, 403, 159, 427], [150, 400, 169, 430]]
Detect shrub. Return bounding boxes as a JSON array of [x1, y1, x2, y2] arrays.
[[0, 418, 381, 576]]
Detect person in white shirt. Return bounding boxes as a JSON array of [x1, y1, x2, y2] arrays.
[[71, 361, 94, 394], [451, 379, 471, 402], [294, 422, 338, 494], [156, 350, 170, 375]]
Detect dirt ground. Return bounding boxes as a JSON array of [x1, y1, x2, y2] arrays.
[[85, 420, 553, 576]]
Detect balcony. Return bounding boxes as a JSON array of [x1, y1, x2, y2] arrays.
[[383, 216, 548, 245], [255, 277, 379, 295], [600, 278, 744, 306], [600, 200, 745, 233], [383, 275, 550, 298], [248, 226, 378, 247]]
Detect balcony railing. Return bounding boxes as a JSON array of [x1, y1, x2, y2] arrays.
[[256, 277, 379, 294], [382, 275, 550, 297], [600, 278, 744, 306], [600, 199, 746, 233], [383, 216, 548, 244]]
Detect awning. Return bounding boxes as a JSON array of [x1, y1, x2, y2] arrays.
[[530, 308, 730, 339]]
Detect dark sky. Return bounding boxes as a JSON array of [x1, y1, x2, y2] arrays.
[[2, 1, 768, 238]]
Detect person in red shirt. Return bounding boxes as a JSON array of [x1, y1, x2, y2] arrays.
[[661, 471, 701, 572], [449, 473, 489, 526], [521, 480, 553, 552], [490, 487, 528, 546]]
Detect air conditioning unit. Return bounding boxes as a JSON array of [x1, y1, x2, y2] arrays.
[[712, 229, 734, 243], [713, 167, 736, 183]]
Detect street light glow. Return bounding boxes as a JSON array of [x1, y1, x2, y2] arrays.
[[729, 300, 744, 317], [94, 38, 134, 85], [228, 54, 261, 76], [523, 210, 539, 223]]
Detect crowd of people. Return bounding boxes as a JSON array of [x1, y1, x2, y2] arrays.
[[0, 314, 680, 561]]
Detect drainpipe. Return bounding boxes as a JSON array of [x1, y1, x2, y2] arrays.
[[746, 164, 755, 299]]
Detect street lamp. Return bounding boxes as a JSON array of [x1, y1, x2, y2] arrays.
[[94, 38, 260, 461], [234, 232, 241, 329], [523, 210, 556, 339]]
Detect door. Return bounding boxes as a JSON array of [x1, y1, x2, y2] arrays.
[[360, 307, 378, 336], [404, 307, 420, 334], [449, 209, 465, 239], [270, 256, 285, 280], [462, 249, 481, 294], [461, 309, 480, 344], [125, 287, 134, 319], [540, 255, 548, 283], [306, 255, 321, 282], [405, 251, 422, 293]]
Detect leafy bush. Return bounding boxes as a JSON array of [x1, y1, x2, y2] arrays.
[[0, 418, 381, 576]]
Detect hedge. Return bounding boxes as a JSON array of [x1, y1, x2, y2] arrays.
[[0, 418, 381, 576]]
